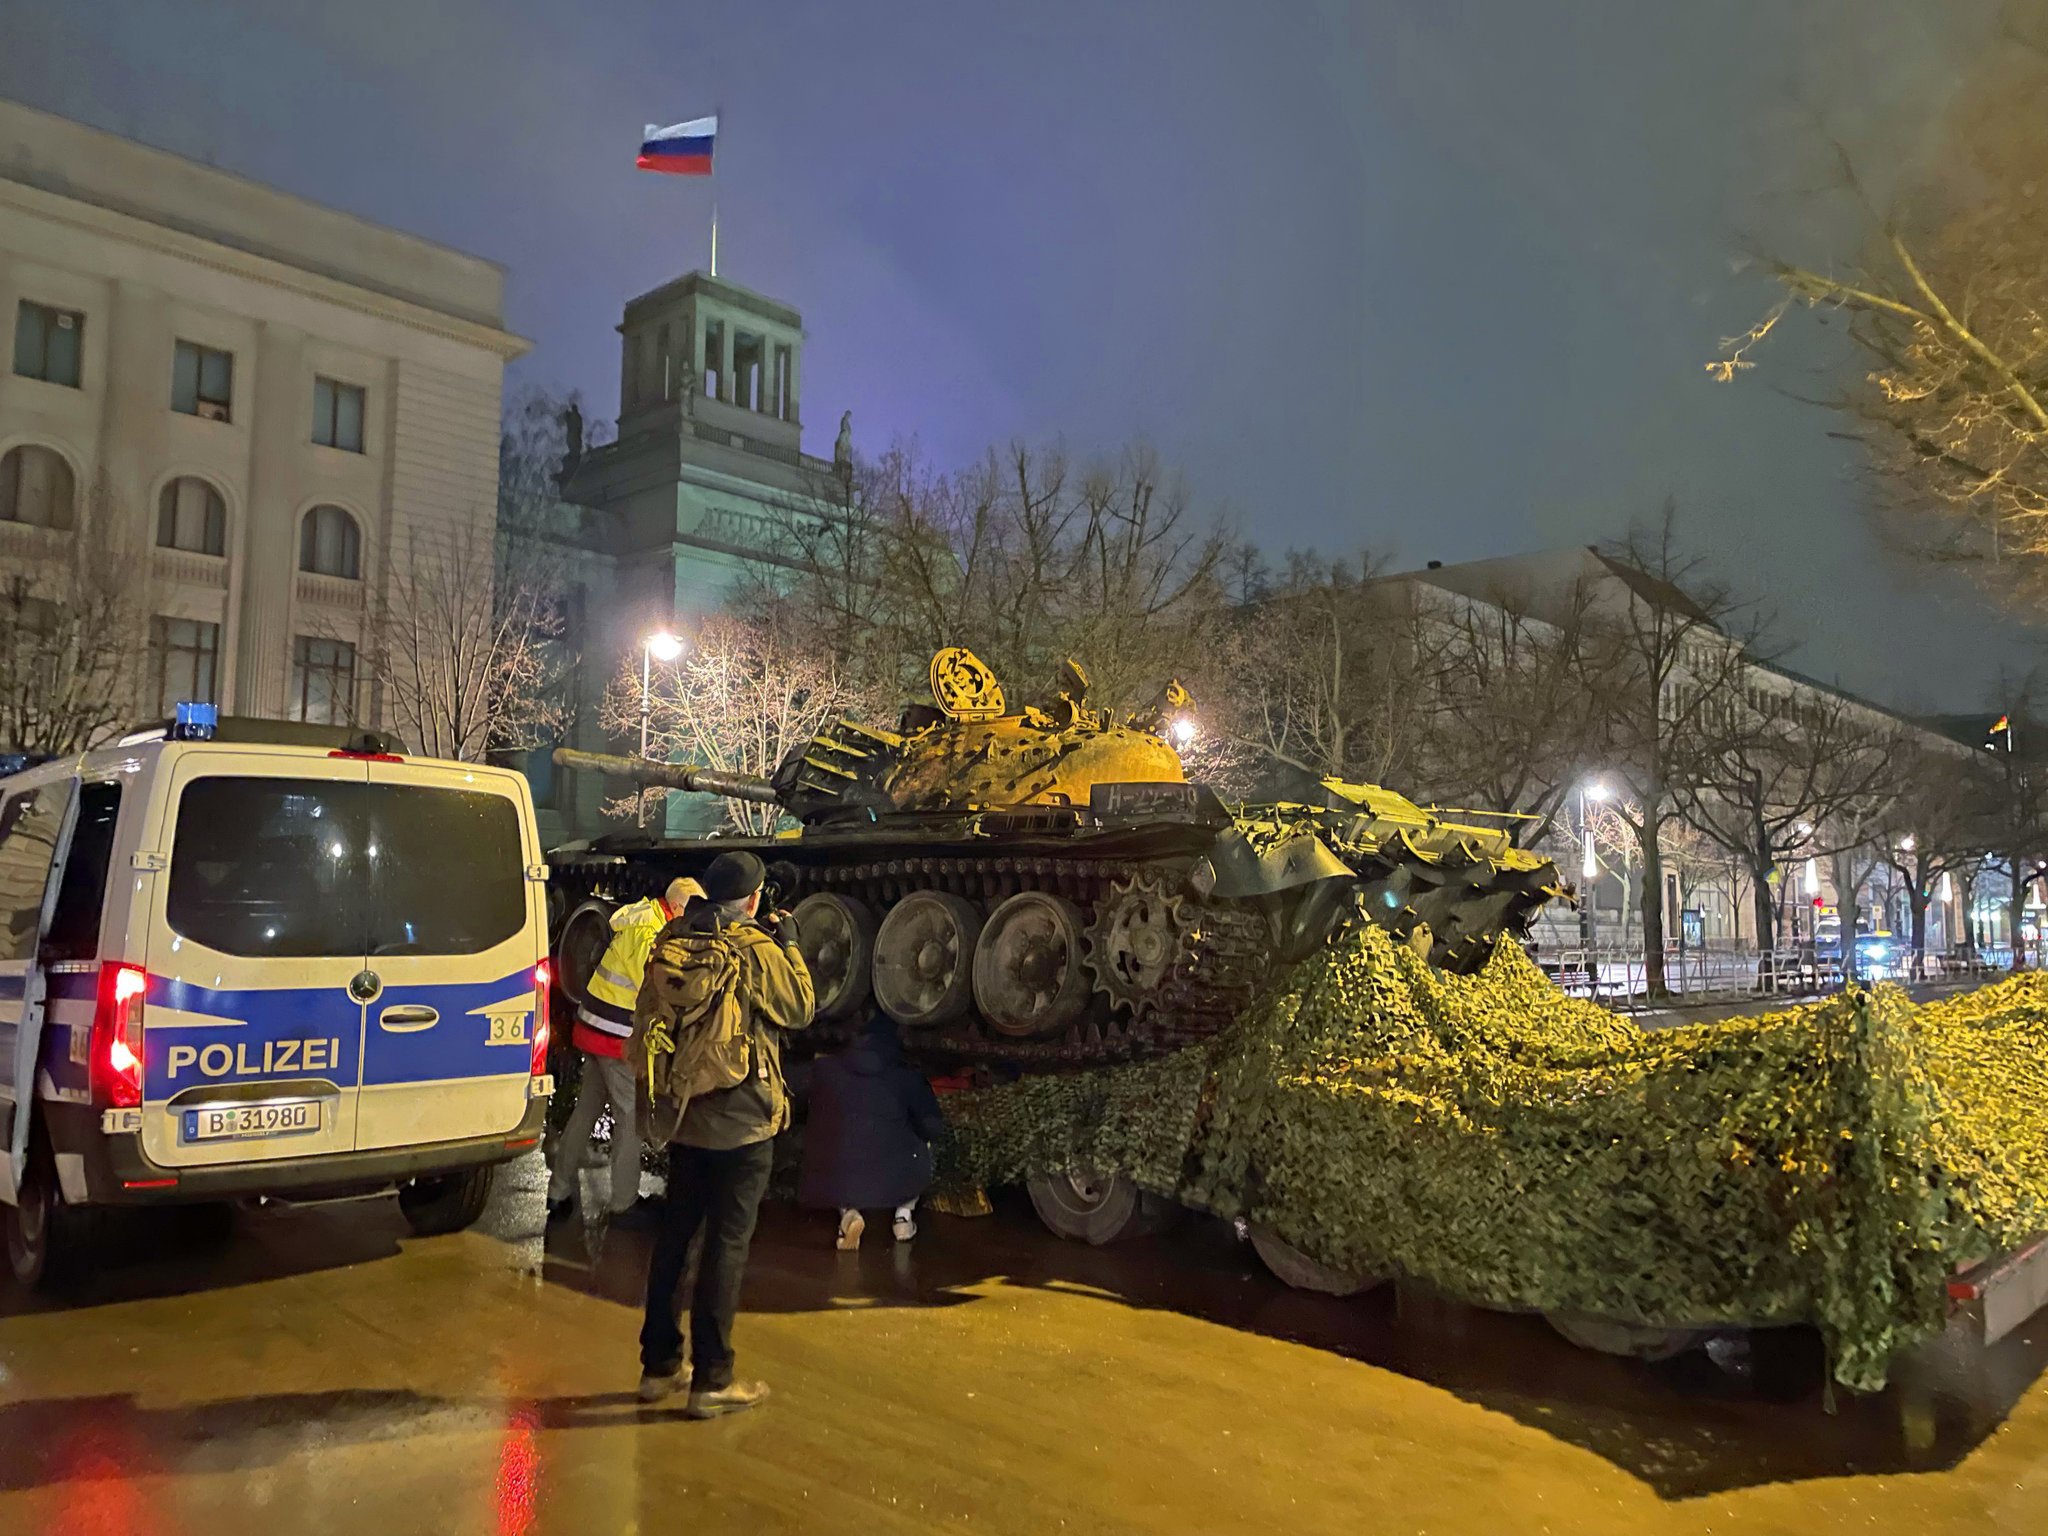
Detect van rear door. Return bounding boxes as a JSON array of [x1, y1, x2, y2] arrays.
[[142, 754, 370, 1170], [0, 778, 75, 1198], [352, 762, 543, 1152]]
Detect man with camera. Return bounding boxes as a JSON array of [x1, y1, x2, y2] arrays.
[[635, 850, 814, 1418]]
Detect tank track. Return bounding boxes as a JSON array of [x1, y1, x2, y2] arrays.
[[548, 840, 1552, 1069], [799, 855, 1268, 1066], [551, 851, 1271, 1068]]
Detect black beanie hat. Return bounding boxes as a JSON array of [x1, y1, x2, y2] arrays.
[[700, 850, 766, 903]]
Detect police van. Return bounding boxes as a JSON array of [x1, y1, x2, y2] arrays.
[[0, 709, 554, 1289]]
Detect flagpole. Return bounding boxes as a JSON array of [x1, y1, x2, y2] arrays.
[[710, 102, 723, 277]]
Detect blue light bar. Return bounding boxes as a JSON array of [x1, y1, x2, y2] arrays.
[[172, 701, 219, 741]]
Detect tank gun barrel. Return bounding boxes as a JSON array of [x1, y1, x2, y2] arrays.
[[550, 748, 782, 805]]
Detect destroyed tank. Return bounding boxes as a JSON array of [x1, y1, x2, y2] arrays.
[[547, 647, 1563, 1066]]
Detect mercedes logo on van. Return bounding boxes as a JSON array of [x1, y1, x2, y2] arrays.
[[349, 969, 382, 1003]]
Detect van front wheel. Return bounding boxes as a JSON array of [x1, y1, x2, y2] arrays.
[[398, 1166, 495, 1236]]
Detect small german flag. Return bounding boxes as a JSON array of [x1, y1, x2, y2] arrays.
[[1994, 714, 2012, 733]]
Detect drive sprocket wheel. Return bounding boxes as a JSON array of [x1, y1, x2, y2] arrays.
[[1085, 870, 1201, 1023]]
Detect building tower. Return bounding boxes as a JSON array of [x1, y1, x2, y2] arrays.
[[548, 271, 839, 840]]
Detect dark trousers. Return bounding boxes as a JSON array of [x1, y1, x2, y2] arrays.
[[638, 1139, 775, 1388]]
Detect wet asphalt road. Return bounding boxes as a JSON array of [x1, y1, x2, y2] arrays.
[[4, 1153, 2048, 1535]]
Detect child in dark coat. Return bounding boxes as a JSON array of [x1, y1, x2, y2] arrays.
[[798, 1013, 949, 1248]]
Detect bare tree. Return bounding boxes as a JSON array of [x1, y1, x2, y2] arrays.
[[1710, 18, 2048, 599], [1977, 722, 2048, 968], [1586, 511, 1759, 997], [370, 519, 565, 762], [600, 613, 882, 835], [1207, 551, 1438, 792], [1415, 574, 1609, 844], [0, 479, 154, 756], [1678, 689, 1897, 948], [746, 440, 1229, 718], [1875, 740, 1998, 975], [1820, 781, 1900, 984]]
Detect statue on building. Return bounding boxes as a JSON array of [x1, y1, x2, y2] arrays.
[[557, 400, 584, 486], [833, 410, 854, 498]]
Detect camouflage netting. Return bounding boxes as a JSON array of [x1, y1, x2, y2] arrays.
[[943, 922, 2048, 1391]]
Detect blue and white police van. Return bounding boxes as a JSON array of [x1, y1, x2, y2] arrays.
[[0, 709, 554, 1289]]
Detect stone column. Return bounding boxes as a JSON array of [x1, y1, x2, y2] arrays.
[[99, 279, 164, 554], [718, 314, 735, 404], [785, 340, 801, 428], [232, 321, 305, 716]]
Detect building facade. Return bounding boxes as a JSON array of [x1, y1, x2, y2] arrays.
[[0, 98, 527, 734]]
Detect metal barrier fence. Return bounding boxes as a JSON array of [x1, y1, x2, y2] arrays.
[[1542, 943, 2004, 1003]]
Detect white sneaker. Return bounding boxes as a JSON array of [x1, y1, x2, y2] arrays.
[[637, 1368, 686, 1404], [892, 1212, 917, 1243], [836, 1211, 864, 1251]]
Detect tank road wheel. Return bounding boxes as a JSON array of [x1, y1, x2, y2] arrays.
[[1544, 1311, 1708, 1362], [873, 892, 983, 1029], [793, 893, 877, 1022], [973, 892, 1092, 1038], [1027, 1169, 1175, 1245], [1247, 1224, 1384, 1297], [554, 899, 619, 1009]]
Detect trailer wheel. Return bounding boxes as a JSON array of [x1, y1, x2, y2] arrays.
[[1027, 1170, 1174, 1244], [1544, 1310, 1707, 1361], [1248, 1223, 1384, 1296]]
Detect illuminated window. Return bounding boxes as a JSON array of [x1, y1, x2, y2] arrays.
[[13, 301, 83, 388], [313, 376, 366, 452], [172, 340, 234, 421], [299, 505, 362, 579], [149, 617, 219, 715], [0, 445, 76, 529], [157, 477, 227, 556], [289, 636, 356, 725]]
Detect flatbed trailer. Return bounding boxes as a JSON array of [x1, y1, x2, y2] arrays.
[[1226, 1211, 2048, 1369], [1030, 1175, 2048, 1376]]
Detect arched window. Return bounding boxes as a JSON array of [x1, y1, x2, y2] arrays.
[[299, 504, 361, 579], [156, 476, 227, 556], [0, 445, 76, 529]]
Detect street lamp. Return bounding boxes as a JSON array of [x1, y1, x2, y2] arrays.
[[1579, 780, 1609, 978], [639, 630, 686, 827]]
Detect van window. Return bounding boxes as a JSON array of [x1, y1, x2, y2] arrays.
[[166, 777, 525, 959], [43, 782, 121, 962], [366, 785, 525, 956], [0, 785, 67, 962], [168, 779, 364, 958]]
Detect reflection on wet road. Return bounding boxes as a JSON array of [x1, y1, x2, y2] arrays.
[[3, 1154, 2047, 1533]]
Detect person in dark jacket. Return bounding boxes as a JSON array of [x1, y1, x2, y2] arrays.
[[799, 1012, 949, 1248], [636, 850, 813, 1419]]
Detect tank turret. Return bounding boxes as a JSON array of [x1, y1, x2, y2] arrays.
[[549, 647, 1563, 1065]]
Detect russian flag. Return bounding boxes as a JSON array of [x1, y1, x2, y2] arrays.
[[638, 116, 717, 175]]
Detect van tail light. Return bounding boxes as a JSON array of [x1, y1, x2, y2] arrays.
[[93, 962, 148, 1109], [530, 959, 553, 1076]]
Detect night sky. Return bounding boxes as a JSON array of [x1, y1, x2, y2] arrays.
[[3, 0, 2036, 710]]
